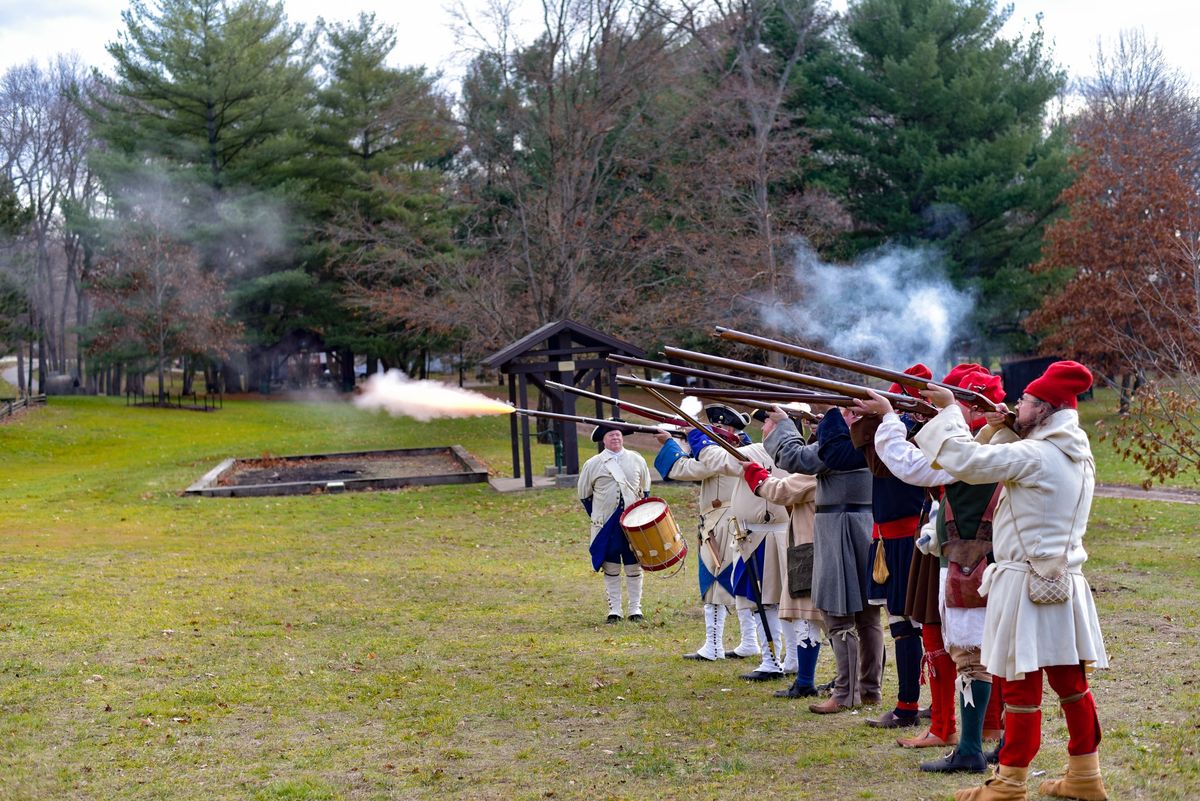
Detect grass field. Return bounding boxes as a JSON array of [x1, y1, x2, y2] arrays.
[[0, 393, 1197, 801]]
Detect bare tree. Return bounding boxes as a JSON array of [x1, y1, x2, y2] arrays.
[[0, 56, 102, 390]]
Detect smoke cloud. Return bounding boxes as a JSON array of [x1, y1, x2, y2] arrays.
[[759, 240, 974, 374], [354, 369, 514, 421]]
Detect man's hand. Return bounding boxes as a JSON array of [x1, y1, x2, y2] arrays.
[[853, 388, 893, 417], [983, 405, 1012, 428], [840, 406, 861, 424], [766, 404, 788, 423], [919, 382, 956, 409], [653, 431, 671, 445]]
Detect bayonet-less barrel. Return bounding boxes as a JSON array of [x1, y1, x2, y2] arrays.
[[543, 379, 687, 426], [663, 346, 939, 417], [513, 408, 685, 437], [607, 354, 804, 392], [615, 375, 822, 423], [714, 326, 1006, 414]]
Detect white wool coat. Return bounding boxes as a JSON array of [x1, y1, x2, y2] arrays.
[[577, 448, 652, 542], [915, 406, 1108, 681], [684, 442, 789, 608]]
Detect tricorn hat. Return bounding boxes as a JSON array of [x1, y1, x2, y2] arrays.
[[704, 404, 751, 430], [591, 416, 632, 442]]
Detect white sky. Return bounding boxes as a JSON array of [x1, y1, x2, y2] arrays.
[[0, 0, 1196, 89]]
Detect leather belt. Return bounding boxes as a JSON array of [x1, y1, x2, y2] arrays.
[[815, 503, 872, 514]]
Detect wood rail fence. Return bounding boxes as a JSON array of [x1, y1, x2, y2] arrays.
[[0, 394, 47, 420]]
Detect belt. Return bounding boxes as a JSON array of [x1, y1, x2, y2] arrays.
[[873, 514, 921, 540], [815, 503, 872, 514]]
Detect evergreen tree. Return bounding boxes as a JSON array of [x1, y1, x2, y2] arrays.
[[90, 0, 318, 274], [801, 0, 1068, 351], [311, 13, 462, 379]]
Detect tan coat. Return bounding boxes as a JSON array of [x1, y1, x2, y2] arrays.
[[688, 441, 788, 610], [755, 472, 823, 624]]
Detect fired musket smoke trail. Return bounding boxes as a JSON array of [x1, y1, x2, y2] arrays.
[[662, 346, 939, 417], [354, 369, 515, 421]]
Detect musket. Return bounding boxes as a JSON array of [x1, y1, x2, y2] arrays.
[[715, 326, 1007, 415], [642, 387, 750, 463], [607, 353, 806, 393], [512, 408, 685, 438], [646, 382, 855, 407], [662, 346, 939, 418], [543, 379, 688, 427], [615, 375, 822, 424]]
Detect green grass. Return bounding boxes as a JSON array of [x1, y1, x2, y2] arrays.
[[0, 395, 1196, 800]]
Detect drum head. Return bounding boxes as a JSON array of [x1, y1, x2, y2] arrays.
[[621, 498, 666, 529]]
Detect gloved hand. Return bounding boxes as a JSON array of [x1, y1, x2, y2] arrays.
[[687, 427, 716, 457], [742, 461, 771, 494], [915, 513, 941, 556]]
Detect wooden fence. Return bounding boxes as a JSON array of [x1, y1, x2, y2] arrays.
[[0, 394, 47, 420]]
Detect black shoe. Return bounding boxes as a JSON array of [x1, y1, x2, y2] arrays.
[[774, 682, 818, 698], [918, 706, 932, 720], [628, 613, 644, 623], [741, 669, 787, 682], [866, 709, 921, 728], [724, 650, 752, 659], [682, 651, 718, 661], [920, 749, 988, 774], [606, 614, 622, 624]]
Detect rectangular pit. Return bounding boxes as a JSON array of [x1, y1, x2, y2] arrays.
[[184, 446, 488, 497]]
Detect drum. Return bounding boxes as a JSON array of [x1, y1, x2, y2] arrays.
[[620, 497, 687, 572]]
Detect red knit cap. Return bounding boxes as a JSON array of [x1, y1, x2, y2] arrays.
[[950, 367, 1006, 405], [1024, 361, 1093, 409], [942, 363, 986, 388], [889, 363, 933, 398]]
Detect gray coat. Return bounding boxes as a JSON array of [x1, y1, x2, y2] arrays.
[[764, 418, 873, 617]]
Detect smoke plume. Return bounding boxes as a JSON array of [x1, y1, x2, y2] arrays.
[[760, 240, 974, 373], [354, 369, 514, 421]]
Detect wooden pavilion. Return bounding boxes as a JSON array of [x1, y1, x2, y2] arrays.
[[483, 320, 645, 488]]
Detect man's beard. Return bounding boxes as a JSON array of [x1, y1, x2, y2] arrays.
[[1013, 406, 1053, 437]]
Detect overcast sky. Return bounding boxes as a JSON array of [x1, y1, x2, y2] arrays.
[[0, 0, 1196, 89]]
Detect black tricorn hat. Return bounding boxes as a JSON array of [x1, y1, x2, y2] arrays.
[[591, 416, 633, 442], [704, 404, 750, 430]]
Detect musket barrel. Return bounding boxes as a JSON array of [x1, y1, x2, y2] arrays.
[[663, 346, 938, 417], [513, 408, 684, 437], [607, 354, 802, 392], [714, 326, 1003, 413], [615, 375, 821, 423], [543, 379, 686, 426]]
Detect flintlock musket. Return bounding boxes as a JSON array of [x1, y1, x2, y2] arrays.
[[714, 326, 1008, 416], [661, 346, 939, 418]]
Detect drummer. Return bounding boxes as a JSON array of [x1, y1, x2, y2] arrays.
[[578, 418, 653, 623], [655, 404, 791, 680]]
